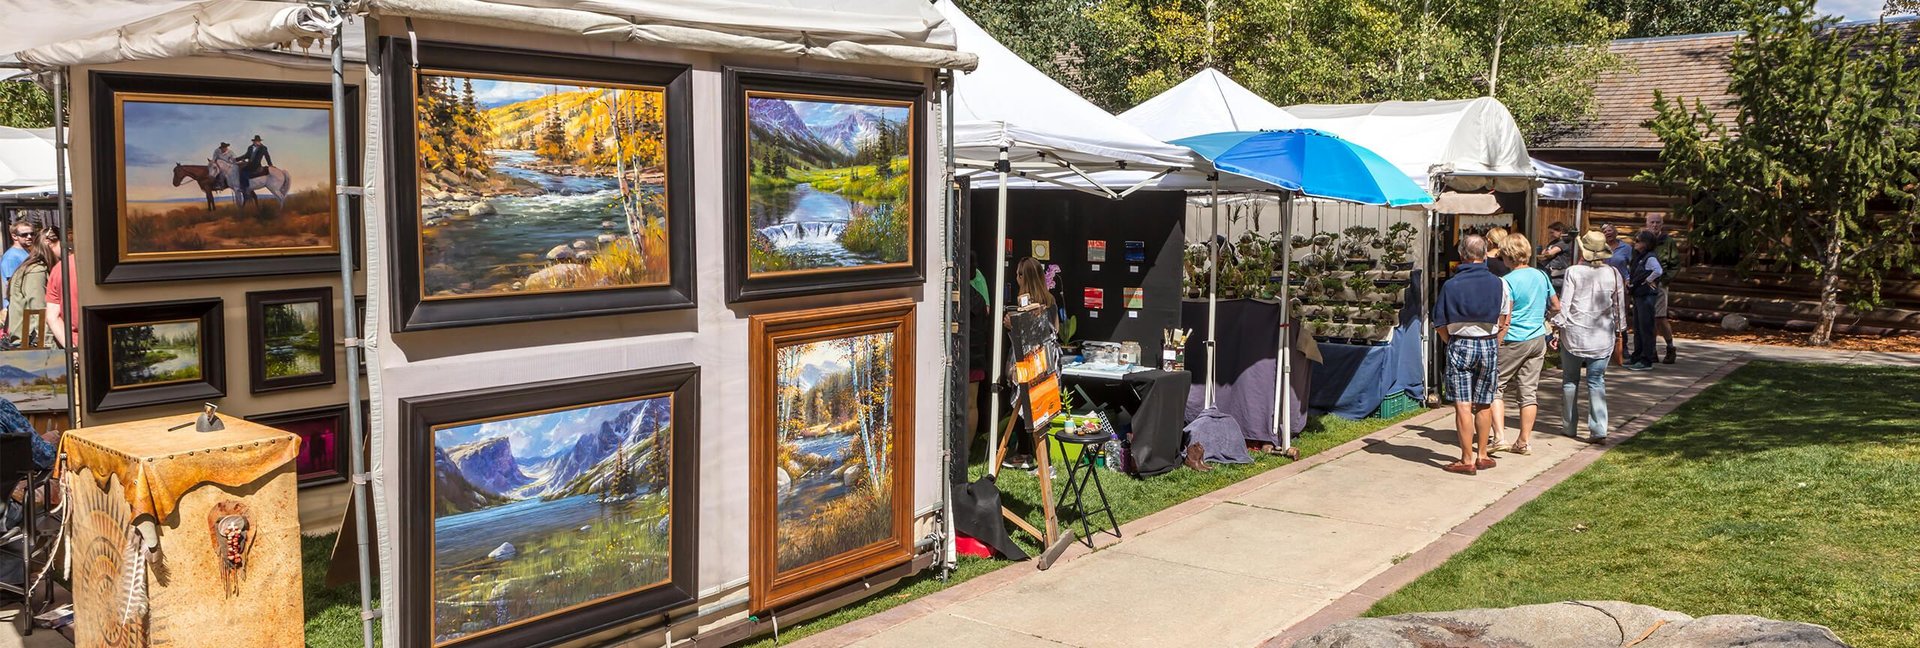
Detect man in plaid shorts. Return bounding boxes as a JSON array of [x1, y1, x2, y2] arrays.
[[1434, 234, 1511, 476]]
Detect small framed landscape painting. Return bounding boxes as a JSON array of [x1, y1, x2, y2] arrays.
[[249, 404, 355, 486], [749, 300, 914, 612], [725, 68, 926, 302], [0, 349, 69, 414], [90, 72, 355, 283], [82, 298, 224, 412], [399, 365, 699, 648], [246, 287, 335, 393], [383, 41, 695, 331]]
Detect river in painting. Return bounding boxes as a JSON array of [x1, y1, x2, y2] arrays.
[[773, 331, 897, 572]]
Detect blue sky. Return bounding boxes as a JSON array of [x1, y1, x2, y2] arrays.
[[121, 99, 330, 203], [435, 395, 667, 460], [1820, 0, 1906, 20], [784, 98, 906, 131]]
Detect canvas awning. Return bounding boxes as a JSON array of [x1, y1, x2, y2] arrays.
[[5, 0, 978, 71], [1284, 97, 1536, 192], [1118, 67, 1301, 141], [940, 0, 1190, 195], [0, 126, 58, 189], [1532, 157, 1586, 202]]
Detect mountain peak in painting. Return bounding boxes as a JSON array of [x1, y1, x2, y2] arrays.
[[817, 111, 885, 156], [0, 365, 38, 383], [446, 436, 532, 495]]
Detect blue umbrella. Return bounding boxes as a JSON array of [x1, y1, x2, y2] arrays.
[[1171, 129, 1434, 207]]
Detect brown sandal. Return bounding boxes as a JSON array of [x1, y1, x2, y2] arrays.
[[1443, 461, 1478, 475], [1509, 443, 1531, 455], [1476, 457, 1498, 470]]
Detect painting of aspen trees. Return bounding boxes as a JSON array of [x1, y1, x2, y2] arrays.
[[771, 329, 898, 571]]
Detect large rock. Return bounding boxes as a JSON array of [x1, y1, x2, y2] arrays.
[[545, 244, 575, 262], [526, 263, 589, 289], [1722, 313, 1752, 332], [487, 542, 517, 561], [1297, 602, 1847, 648], [468, 201, 496, 217]]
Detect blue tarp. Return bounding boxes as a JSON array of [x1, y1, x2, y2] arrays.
[[1309, 271, 1428, 419]]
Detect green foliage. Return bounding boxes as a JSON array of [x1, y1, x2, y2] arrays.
[[1369, 362, 1920, 647], [1640, 0, 1920, 345], [965, 0, 1623, 142], [0, 81, 52, 129], [1584, 0, 1745, 37]]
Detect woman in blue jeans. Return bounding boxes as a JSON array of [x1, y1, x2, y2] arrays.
[[1552, 232, 1628, 442]]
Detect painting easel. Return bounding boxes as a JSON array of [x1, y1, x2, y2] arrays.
[[996, 308, 1075, 568]]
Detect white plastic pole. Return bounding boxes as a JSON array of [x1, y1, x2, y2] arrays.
[[939, 72, 958, 574], [1204, 177, 1220, 409], [1273, 194, 1294, 451], [985, 146, 1010, 477]]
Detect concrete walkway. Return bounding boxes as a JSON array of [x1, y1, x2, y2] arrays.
[[795, 341, 1920, 648]]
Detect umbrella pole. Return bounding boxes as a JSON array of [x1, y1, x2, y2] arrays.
[[1272, 194, 1294, 452], [1206, 177, 1221, 409], [986, 146, 1010, 477]]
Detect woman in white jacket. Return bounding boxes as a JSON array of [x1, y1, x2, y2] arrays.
[[1552, 231, 1627, 443]]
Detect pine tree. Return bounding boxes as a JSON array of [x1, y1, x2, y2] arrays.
[[1642, 0, 1920, 345]]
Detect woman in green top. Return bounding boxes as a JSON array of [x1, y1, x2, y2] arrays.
[[5, 229, 56, 347]]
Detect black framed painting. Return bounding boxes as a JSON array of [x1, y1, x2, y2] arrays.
[[382, 40, 696, 331], [724, 68, 927, 302], [398, 365, 700, 648], [246, 287, 336, 393], [248, 403, 359, 486], [89, 72, 360, 283], [82, 298, 225, 412]]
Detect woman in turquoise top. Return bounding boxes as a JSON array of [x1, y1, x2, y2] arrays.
[[1491, 232, 1559, 455]]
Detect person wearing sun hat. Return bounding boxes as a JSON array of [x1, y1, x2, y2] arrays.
[[1552, 230, 1628, 443]]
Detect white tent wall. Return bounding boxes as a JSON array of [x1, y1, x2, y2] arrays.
[[360, 18, 949, 646], [62, 54, 364, 534], [1183, 196, 1431, 267]]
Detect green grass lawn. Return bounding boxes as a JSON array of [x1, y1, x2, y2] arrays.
[[742, 409, 1422, 647], [1368, 362, 1920, 647], [303, 533, 381, 648]]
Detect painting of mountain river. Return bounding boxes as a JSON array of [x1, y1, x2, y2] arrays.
[[430, 393, 674, 644], [774, 330, 898, 572], [746, 93, 912, 275], [414, 73, 671, 298]]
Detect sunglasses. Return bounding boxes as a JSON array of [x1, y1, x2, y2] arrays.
[[11, 232, 31, 238]]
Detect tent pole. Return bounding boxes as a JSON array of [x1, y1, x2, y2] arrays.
[[1205, 177, 1220, 409], [1273, 194, 1293, 451], [986, 146, 1010, 477], [50, 68, 76, 426], [938, 70, 958, 575], [326, 6, 378, 646]]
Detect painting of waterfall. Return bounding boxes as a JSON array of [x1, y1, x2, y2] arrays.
[[750, 300, 913, 610], [744, 93, 913, 275], [429, 392, 675, 645], [412, 72, 671, 298]]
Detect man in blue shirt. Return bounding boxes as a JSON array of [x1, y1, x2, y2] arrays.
[[1625, 231, 1666, 371], [1434, 234, 1511, 476], [1602, 223, 1631, 279], [0, 219, 34, 313]]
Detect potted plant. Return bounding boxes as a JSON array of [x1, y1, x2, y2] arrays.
[[1345, 273, 1375, 301], [1384, 222, 1418, 270]]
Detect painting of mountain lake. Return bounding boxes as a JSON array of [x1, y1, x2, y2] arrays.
[[414, 73, 671, 298], [261, 300, 324, 379], [115, 94, 337, 260], [0, 349, 68, 413], [774, 330, 898, 572], [746, 93, 912, 275], [431, 393, 674, 644], [107, 320, 202, 389]]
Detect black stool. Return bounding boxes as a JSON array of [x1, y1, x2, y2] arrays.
[[1051, 430, 1120, 547]]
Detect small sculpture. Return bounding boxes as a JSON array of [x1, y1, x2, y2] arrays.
[[209, 501, 254, 593]]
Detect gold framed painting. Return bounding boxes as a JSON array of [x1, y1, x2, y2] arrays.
[[81, 298, 225, 412], [90, 72, 355, 283]]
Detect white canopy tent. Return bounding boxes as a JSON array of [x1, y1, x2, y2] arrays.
[[1533, 157, 1586, 202], [1285, 97, 1536, 193], [0, 126, 57, 189], [8, 3, 980, 647], [1118, 67, 1302, 141]]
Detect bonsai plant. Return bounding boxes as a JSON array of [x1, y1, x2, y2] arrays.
[[1384, 222, 1418, 269]]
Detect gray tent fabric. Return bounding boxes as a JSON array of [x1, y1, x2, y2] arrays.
[[1183, 409, 1252, 464]]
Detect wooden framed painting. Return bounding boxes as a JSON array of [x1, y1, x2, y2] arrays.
[[382, 40, 695, 331], [248, 403, 358, 486], [398, 365, 700, 648], [0, 348, 69, 414], [89, 72, 358, 283], [749, 300, 915, 612], [724, 68, 927, 302], [246, 287, 336, 393], [81, 298, 224, 412]]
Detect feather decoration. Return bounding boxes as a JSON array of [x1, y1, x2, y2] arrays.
[[117, 526, 149, 627]]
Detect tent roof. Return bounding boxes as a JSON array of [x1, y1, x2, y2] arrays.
[[1118, 68, 1301, 141], [1531, 157, 1585, 202], [6, 0, 978, 71], [941, 0, 1190, 177], [1284, 97, 1535, 192], [0, 126, 57, 189]]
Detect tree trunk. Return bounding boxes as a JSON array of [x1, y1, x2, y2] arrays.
[[1809, 221, 1846, 346], [1488, 10, 1509, 96]]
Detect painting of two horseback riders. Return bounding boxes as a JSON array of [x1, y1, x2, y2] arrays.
[[115, 93, 337, 260]]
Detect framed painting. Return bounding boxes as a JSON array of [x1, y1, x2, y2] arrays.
[[81, 298, 224, 412], [246, 287, 336, 393], [749, 300, 915, 611], [248, 403, 359, 486], [382, 40, 695, 331], [0, 348, 69, 413], [724, 68, 927, 302], [89, 72, 359, 283], [398, 365, 700, 648]]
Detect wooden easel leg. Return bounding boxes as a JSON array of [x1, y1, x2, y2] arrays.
[[1034, 428, 1058, 546], [993, 415, 1017, 470]]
